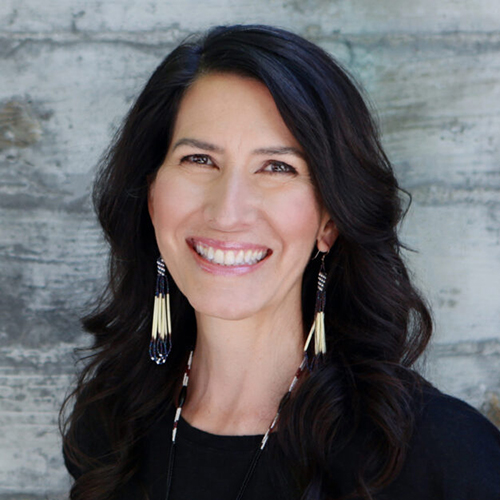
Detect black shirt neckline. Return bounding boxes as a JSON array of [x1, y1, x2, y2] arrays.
[[177, 414, 266, 452]]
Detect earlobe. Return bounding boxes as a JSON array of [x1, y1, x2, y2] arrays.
[[317, 219, 338, 253]]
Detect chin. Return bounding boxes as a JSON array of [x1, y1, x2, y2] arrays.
[[190, 296, 264, 322]]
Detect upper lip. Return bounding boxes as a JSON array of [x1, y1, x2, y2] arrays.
[[187, 237, 271, 253]]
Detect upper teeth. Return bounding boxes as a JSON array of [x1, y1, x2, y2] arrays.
[[194, 243, 267, 266]]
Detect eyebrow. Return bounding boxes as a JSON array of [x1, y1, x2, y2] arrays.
[[171, 137, 306, 160]]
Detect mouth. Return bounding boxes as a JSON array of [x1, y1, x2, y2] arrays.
[[188, 238, 271, 267]]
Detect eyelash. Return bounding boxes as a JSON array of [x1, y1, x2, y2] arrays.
[[180, 154, 298, 175], [263, 161, 298, 175], [181, 154, 213, 166]]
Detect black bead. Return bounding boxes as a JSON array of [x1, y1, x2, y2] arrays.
[[178, 386, 187, 407]]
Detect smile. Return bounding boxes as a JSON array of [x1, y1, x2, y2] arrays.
[[188, 238, 271, 267]]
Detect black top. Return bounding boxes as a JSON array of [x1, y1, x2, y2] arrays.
[[65, 386, 500, 499], [146, 413, 285, 500]]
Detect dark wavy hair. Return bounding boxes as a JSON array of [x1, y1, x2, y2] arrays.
[[61, 24, 432, 500]]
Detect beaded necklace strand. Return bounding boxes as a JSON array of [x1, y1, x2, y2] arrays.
[[164, 350, 308, 500]]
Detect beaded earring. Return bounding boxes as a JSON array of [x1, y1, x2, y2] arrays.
[[304, 252, 327, 359], [149, 257, 172, 364]]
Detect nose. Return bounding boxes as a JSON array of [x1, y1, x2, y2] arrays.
[[203, 168, 258, 231]]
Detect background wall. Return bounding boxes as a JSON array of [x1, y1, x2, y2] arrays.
[[1, 1, 499, 497]]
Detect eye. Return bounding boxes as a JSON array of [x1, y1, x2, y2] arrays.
[[262, 161, 298, 175], [180, 154, 214, 167]]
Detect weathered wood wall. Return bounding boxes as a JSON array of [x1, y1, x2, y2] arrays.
[[1, 1, 499, 496]]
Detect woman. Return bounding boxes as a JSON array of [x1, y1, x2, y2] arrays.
[[62, 24, 500, 500]]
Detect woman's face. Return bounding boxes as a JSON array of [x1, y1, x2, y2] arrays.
[[149, 73, 336, 322]]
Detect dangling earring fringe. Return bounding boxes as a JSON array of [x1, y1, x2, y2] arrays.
[[304, 253, 327, 360], [149, 257, 172, 364]]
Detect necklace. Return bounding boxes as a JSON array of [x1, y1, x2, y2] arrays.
[[164, 350, 308, 500]]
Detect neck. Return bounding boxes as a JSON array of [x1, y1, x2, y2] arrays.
[[181, 307, 305, 435]]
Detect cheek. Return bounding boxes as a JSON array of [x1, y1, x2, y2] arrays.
[[271, 188, 322, 248], [150, 176, 193, 239]]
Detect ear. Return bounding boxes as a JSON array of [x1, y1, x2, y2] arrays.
[[316, 217, 338, 253], [147, 179, 156, 223]]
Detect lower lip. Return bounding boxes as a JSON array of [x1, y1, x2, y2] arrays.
[[189, 245, 269, 276]]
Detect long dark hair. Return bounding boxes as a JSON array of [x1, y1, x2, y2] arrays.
[[61, 24, 432, 500]]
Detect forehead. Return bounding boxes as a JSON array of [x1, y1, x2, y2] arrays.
[[179, 72, 273, 113], [170, 72, 303, 152]]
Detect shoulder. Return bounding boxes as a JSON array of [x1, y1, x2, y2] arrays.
[[384, 385, 500, 499], [413, 385, 500, 460]]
